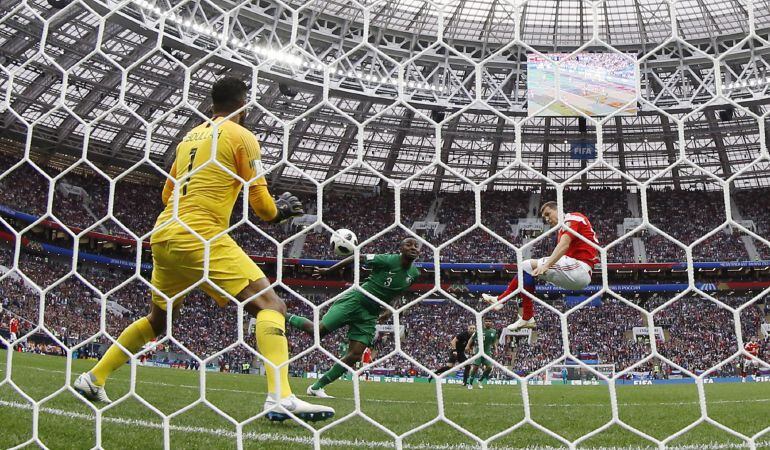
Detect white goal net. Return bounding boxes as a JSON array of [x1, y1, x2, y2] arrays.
[[1, 0, 770, 449]]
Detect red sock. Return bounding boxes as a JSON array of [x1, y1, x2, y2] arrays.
[[498, 276, 535, 320], [520, 295, 534, 320], [498, 277, 518, 301]]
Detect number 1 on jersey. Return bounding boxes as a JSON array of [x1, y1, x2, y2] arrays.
[[181, 147, 198, 195]]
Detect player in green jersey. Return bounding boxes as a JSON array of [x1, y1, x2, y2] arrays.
[[466, 318, 499, 389], [286, 237, 421, 398]]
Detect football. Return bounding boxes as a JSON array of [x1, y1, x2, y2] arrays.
[[330, 228, 358, 256]]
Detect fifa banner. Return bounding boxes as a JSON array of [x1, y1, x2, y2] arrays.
[[302, 259, 770, 271], [464, 282, 726, 294], [570, 140, 597, 160], [618, 376, 770, 385], [526, 283, 718, 294], [352, 375, 770, 386], [243, 257, 770, 271], [632, 326, 665, 342]]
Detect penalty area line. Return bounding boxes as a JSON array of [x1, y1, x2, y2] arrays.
[[0, 400, 765, 450]]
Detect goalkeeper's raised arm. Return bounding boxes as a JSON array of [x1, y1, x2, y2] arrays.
[[232, 130, 304, 224]]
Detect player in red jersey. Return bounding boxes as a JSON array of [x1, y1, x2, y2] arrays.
[[482, 201, 598, 331], [8, 317, 20, 342], [362, 347, 373, 365], [361, 347, 373, 380], [741, 339, 761, 382]]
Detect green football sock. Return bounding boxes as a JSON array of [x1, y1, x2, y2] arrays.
[[312, 363, 347, 389], [286, 314, 313, 334]]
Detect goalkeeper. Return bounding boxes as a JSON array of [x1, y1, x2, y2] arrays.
[[74, 77, 333, 422]]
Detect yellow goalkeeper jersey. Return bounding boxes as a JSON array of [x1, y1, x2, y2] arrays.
[[151, 117, 278, 243]]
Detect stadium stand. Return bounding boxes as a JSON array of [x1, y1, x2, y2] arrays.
[[2, 241, 767, 379]]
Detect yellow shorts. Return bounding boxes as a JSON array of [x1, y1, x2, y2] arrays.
[[150, 234, 264, 310]]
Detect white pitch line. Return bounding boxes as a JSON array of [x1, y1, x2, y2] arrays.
[[3, 361, 770, 410], [0, 399, 764, 450]]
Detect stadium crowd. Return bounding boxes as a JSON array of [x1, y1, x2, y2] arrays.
[[2, 153, 770, 380], [3, 150, 770, 264], [2, 244, 767, 380], [646, 189, 752, 262], [734, 188, 770, 260]]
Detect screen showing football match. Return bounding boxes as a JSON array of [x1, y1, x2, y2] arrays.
[[527, 53, 638, 116]]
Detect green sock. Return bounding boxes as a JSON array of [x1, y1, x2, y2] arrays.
[[480, 370, 490, 382], [287, 314, 313, 332], [312, 363, 347, 389]]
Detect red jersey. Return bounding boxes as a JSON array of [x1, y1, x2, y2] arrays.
[[745, 342, 760, 358], [362, 347, 372, 364], [9, 318, 19, 334], [557, 212, 599, 266]]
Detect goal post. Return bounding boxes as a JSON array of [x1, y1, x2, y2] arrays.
[[546, 363, 617, 385]]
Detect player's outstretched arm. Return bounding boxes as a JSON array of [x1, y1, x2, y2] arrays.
[[246, 183, 304, 224], [236, 133, 304, 223], [313, 255, 354, 278]]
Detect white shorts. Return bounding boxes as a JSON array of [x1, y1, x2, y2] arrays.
[[9, 332, 17, 342], [532, 256, 592, 291]]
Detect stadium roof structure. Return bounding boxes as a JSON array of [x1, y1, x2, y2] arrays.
[[1, 0, 769, 192]]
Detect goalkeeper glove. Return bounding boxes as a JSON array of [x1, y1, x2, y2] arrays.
[[271, 192, 304, 223]]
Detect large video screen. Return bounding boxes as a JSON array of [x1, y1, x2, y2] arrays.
[[527, 53, 638, 117]]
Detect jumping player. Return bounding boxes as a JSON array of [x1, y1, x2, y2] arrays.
[[466, 318, 499, 389], [433, 324, 476, 385], [74, 77, 333, 422], [482, 201, 598, 331], [287, 238, 421, 398], [741, 339, 761, 382]]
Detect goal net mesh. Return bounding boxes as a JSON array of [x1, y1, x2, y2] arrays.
[[0, 0, 769, 449]]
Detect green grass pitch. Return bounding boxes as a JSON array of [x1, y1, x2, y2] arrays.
[[1, 351, 769, 449]]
